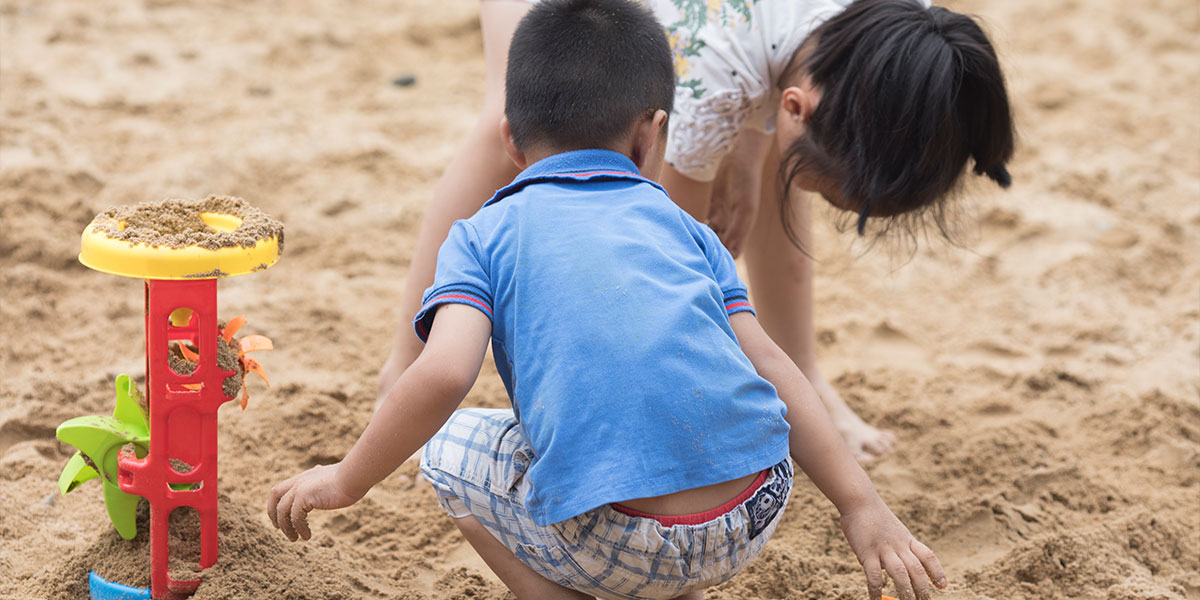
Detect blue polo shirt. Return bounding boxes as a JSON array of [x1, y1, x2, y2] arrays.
[[415, 149, 790, 525]]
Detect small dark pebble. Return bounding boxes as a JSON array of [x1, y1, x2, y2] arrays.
[[391, 74, 417, 87], [248, 85, 272, 97]]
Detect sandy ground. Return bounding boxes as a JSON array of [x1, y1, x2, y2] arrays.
[[2, 0, 1198, 598]]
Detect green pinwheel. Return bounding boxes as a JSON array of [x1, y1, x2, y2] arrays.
[[56, 374, 149, 540]]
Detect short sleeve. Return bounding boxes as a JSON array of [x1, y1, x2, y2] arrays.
[[413, 220, 494, 342], [695, 223, 755, 318]]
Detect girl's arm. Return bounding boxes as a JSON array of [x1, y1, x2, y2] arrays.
[[659, 130, 772, 258], [660, 163, 713, 221], [269, 304, 493, 541], [730, 312, 946, 600]]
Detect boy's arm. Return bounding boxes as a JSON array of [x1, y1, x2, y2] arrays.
[[730, 312, 946, 600], [268, 304, 492, 541]]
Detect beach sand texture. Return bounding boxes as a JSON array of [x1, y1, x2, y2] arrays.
[[1, 0, 1198, 598]]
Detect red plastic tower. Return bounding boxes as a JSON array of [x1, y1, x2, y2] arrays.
[[117, 278, 232, 599]]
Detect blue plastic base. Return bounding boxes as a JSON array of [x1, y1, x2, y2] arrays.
[[89, 571, 151, 600]]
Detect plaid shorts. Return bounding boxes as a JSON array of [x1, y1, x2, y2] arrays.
[[420, 408, 793, 600]]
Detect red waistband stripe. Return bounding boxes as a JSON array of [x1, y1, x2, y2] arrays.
[[610, 468, 770, 526]]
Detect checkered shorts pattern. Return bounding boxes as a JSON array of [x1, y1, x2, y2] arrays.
[[420, 408, 793, 600]]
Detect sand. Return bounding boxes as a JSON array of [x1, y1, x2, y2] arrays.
[[1, 0, 1197, 598], [91, 195, 283, 251]]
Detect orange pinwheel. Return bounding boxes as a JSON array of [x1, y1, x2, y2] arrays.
[[172, 316, 273, 409], [221, 315, 273, 409]]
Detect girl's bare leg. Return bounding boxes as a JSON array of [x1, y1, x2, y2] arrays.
[[377, 2, 528, 407], [743, 143, 897, 462]]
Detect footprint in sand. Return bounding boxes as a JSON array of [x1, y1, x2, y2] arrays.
[[828, 321, 931, 377], [939, 340, 1040, 379], [0, 419, 58, 458], [866, 321, 930, 372], [929, 507, 1021, 575]]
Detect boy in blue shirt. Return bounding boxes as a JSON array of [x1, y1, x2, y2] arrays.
[[269, 1, 947, 598]]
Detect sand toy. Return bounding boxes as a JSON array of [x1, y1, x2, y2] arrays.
[[55, 196, 282, 599]]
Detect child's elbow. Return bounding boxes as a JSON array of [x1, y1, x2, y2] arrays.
[[444, 363, 481, 398], [741, 337, 800, 383], [412, 350, 480, 401], [756, 350, 798, 383]]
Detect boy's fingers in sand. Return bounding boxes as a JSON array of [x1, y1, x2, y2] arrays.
[[267, 476, 296, 530], [864, 556, 884, 600], [881, 553, 916, 600], [900, 551, 933, 600], [275, 487, 300, 541], [268, 474, 302, 530], [291, 494, 314, 541], [911, 539, 948, 590]]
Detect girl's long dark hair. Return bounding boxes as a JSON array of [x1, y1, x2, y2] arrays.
[[780, 0, 1015, 244]]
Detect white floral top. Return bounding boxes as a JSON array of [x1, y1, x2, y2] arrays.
[[644, 0, 853, 181], [520, 0, 931, 181]]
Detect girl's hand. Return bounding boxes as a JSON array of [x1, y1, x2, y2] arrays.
[[707, 153, 761, 258], [707, 129, 770, 257], [839, 499, 947, 600], [268, 463, 361, 541]]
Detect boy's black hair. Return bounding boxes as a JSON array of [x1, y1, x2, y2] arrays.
[[782, 0, 1015, 240], [505, 0, 674, 152]]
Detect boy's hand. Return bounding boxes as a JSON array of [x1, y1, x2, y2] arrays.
[[268, 463, 361, 542], [270, 305, 492, 543], [839, 499, 947, 600]]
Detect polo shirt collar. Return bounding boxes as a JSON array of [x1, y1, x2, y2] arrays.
[[484, 149, 658, 207]]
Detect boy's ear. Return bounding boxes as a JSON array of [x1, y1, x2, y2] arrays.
[[630, 109, 669, 178], [500, 117, 528, 170]]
